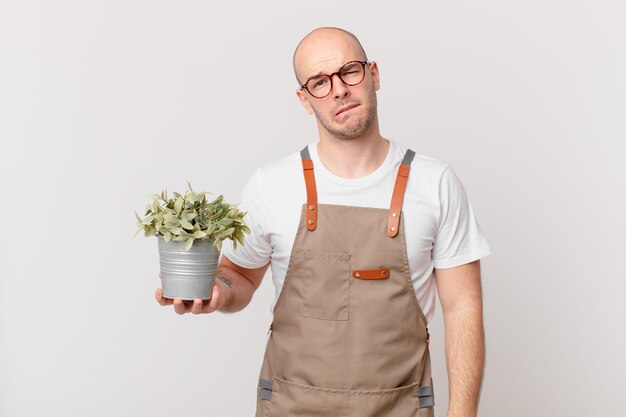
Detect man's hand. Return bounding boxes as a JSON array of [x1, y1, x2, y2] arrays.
[[155, 282, 226, 315], [154, 257, 269, 315]]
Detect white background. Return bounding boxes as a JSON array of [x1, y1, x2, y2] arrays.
[[1, 1, 624, 416]]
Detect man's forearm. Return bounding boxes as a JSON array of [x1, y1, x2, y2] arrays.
[[443, 305, 485, 417], [214, 265, 256, 313]]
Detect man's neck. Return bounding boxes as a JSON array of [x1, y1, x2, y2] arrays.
[[317, 130, 390, 179]]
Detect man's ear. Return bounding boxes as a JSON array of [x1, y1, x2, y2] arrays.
[[369, 60, 380, 91], [296, 89, 315, 115]]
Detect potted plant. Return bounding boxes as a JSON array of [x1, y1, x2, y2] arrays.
[[135, 181, 250, 300]]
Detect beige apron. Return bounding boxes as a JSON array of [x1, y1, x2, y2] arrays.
[[255, 146, 435, 417]]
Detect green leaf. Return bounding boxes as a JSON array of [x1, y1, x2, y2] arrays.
[[181, 220, 194, 230], [164, 222, 180, 231], [219, 227, 235, 238], [164, 232, 172, 242], [184, 238, 193, 251], [174, 197, 183, 213], [210, 195, 224, 206], [218, 218, 233, 227], [235, 229, 245, 245], [192, 230, 206, 239]]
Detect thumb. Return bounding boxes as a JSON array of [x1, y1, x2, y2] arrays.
[[206, 282, 222, 312]]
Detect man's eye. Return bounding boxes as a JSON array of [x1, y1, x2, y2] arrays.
[[311, 78, 328, 88]]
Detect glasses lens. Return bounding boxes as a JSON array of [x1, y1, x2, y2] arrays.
[[339, 62, 365, 86], [306, 75, 332, 98]]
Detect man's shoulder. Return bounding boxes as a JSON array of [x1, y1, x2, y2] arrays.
[[250, 147, 303, 187], [243, 146, 306, 197], [258, 147, 303, 174], [392, 141, 450, 178]]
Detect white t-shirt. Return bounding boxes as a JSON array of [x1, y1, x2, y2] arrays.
[[220, 140, 491, 323]]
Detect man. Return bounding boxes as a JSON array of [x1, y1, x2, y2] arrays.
[[156, 27, 491, 417]]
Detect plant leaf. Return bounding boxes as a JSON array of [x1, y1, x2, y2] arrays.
[[218, 218, 233, 227], [219, 227, 235, 237], [184, 238, 193, 251], [174, 197, 183, 213]]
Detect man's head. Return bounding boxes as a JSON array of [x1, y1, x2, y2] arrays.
[[293, 27, 380, 141]]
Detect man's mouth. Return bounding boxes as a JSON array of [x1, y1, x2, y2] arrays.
[[335, 103, 359, 117]]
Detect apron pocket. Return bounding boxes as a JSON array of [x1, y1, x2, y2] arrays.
[[302, 251, 350, 321], [269, 376, 425, 417]]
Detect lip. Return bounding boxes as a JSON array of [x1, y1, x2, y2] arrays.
[[335, 103, 359, 117]]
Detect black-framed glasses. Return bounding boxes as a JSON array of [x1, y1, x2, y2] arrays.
[[300, 60, 370, 99]]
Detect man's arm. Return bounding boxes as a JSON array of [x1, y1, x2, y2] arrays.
[[213, 255, 270, 313], [156, 255, 270, 315], [434, 260, 485, 417]]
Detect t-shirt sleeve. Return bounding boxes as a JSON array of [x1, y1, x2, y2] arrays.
[[432, 166, 492, 269], [219, 169, 272, 268]]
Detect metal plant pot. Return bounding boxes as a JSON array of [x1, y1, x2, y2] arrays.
[[158, 236, 220, 300]]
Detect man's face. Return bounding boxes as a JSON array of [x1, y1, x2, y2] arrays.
[[295, 35, 380, 140]]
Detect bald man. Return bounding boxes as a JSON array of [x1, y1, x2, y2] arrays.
[[156, 27, 491, 417]]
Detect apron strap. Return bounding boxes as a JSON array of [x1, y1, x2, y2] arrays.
[[387, 149, 415, 237], [300, 146, 318, 231], [301, 146, 415, 236]]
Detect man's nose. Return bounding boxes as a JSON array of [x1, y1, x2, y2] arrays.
[[331, 73, 350, 99]]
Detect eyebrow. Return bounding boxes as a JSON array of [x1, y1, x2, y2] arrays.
[[306, 61, 357, 81]]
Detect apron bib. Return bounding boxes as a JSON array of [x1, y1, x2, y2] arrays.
[[255, 146, 435, 417]]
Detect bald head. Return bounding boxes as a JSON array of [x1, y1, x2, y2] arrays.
[[293, 27, 368, 85]]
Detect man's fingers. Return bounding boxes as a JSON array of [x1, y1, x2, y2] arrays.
[[203, 284, 220, 313], [157, 286, 218, 315], [155, 288, 173, 306], [173, 299, 189, 315], [191, 299, 204, 314]]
